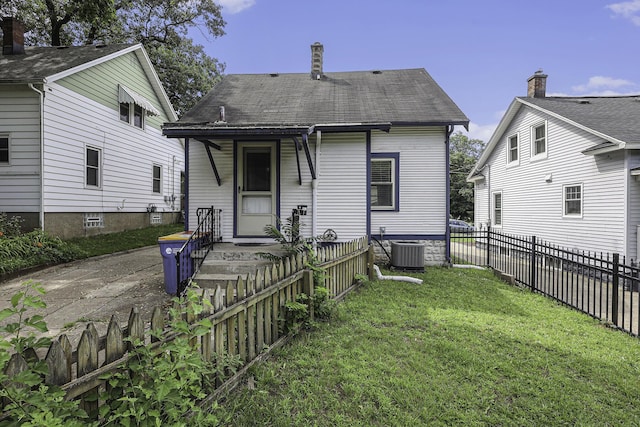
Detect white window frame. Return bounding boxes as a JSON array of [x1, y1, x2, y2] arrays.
[[152, 164, 162, 194], [563, 183, 583, 218], [371, 155, 398, 211], [85, 146, 102, 189], [492, 191, 503, 227], [0, 134, 9, 165], [530, 121, 548, 161], [506, 133, 519, 167], [119, 102, 144, 129]]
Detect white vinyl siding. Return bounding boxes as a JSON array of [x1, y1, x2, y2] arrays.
[[474, 106, 626, 256], [317, 133, 367, 240], [371, 127, 447, 236], [187, 138, 235, 239], [0, 87, 41, 212], [563, 184, 582, 217], [41, 83, 183, 213]]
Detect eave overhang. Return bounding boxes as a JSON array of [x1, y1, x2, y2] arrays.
[[163, 124, 315, 138]]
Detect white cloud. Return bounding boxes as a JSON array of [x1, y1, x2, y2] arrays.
[[572, 76, 634, 92], [217, 0, 256, 14], [463, 122, 498, 144], [607, 0, 640, 25]]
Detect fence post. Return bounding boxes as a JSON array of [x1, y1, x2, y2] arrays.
[[612, 253, 619, 327], [530, 235, 537, 292], [485, 226, 491, 267], [367, 244, 376, 281]]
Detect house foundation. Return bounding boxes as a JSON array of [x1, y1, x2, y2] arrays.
[[373, 239, 446, 267], [43, 212, 181, 239]]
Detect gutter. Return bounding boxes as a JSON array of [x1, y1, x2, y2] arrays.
[[28, 83, 45, 231]]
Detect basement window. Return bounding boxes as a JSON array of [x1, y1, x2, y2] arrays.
[[84, 213, 104, 228]]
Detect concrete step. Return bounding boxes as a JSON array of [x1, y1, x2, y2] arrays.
[[199, 259, 274, 275]]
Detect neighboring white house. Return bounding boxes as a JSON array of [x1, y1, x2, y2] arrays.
[[468, 70, 640, 260], [0, 18, 183, 239], [163, 43, 469, 265]]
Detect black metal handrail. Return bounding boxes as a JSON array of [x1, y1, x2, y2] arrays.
[[174, 206, 222, 295]]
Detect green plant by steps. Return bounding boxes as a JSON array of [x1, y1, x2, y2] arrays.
[[0, 281, 92, 426], [99, 288, 240, 426], [260, 215, 306, 261]]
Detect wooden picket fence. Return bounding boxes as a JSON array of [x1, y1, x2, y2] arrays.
[[2, 237, 373, 420]]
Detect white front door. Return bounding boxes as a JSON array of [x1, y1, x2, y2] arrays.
[[236, 142, 277, 236]]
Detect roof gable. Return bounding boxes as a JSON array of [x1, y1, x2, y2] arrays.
[[0, 43, 177, 121], [172, 68, 468, 129], [468, 95, 640, 180]]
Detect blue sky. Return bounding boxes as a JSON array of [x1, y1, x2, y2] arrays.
[[194, 0, 640, 142]]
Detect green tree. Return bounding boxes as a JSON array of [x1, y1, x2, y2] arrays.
[[450, 131, 485, 221], [1, 0, 226, 116]]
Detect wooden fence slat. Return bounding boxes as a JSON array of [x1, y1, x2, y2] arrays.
[[77, 325, 99, 419], [105, 315, 125, 364], [58, 334, 72, 382], [126, 308, 144, 349], [2, 237, 372, 421]]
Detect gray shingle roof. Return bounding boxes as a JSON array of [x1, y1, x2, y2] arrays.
[[0, 44, 134, 83], [519, 96, 640, 144], [173, 68, 469, 129]]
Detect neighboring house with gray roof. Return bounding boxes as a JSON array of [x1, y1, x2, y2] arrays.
[[163, 42, 469, 265], [0, 18, 183, 238], [468, 70, 640, 260]]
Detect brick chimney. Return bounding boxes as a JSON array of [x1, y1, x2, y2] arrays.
[[527, 69, 547, 98], [2, 17, 25, 55], [310, 42, 323, 80]]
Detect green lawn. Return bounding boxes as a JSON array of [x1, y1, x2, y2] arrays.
[[66, 223, 183, 257], [217, 267, 640, 426]]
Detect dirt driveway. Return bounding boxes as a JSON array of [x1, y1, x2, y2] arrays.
[[0, 246, 172, 347]]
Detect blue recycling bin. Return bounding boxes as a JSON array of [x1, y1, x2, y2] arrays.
[[158, 232, 194, 294]]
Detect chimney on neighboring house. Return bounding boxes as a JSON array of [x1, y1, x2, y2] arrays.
[[310, 42, 324, 80], [1, 17, 25, 55], [527, 69, 547, 98]]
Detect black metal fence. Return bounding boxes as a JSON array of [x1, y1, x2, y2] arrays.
[[175, 207, 222, 295], [451, 229, 640, 336]]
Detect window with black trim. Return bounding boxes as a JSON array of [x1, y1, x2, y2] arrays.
[[371, 154, 399, 210], [0, 135, 8, 164], [86, 146, 101, 188], [152, 164, 162, 194]]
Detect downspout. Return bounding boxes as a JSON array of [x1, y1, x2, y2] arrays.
[[28, 83, 45, 231], [312, 130, 321, 241], [445, 125, 453, 264]]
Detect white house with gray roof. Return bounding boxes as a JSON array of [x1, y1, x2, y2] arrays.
[[0, 18, 183, 238], [468, 70, 640, 260], [163, 43, 469, 265]]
